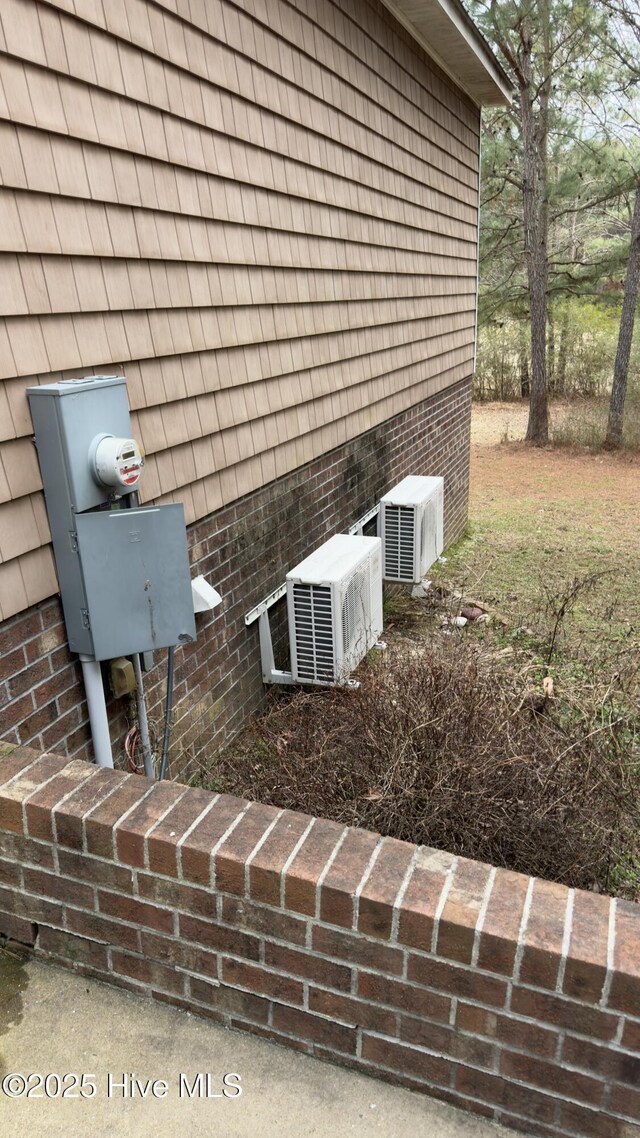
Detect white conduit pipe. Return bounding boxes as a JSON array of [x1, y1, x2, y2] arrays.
[[79, 655, 114, 768], [132, 652, 156, 780]]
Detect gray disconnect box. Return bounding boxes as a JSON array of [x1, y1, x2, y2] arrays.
[[28, 376, 196, 661]]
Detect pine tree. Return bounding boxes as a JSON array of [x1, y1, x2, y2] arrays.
[[471, 0, 615, 442], [606, 185, 640, 446]]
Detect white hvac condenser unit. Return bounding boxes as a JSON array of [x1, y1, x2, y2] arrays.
[[380, 475, 444, 583], [286, 534, 383, 685]]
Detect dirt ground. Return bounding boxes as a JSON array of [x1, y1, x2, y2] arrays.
[[471, 400, 639, 518]]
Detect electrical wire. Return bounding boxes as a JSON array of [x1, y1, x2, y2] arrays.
[[124, 725, 144, 774], [132, 650, 155, 779], [123, 489, 155, 779], [158, 645, 175, 781]]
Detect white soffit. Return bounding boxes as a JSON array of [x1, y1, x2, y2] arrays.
[[380, 0, 514, 107]]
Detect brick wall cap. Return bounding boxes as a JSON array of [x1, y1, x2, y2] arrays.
[[4, 747, 640, 1002]]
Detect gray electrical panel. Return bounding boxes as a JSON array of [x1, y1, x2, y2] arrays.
[[74, 506, 195, 660], [28, 376, 196, 661]]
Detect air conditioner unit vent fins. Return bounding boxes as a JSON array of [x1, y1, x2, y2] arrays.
[[292, 582, 334, 683], [383, 504, 415, 581]]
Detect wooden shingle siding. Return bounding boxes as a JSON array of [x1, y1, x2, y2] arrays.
[[0, 0, 480, 621]]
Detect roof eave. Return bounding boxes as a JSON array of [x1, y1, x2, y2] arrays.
[[380, 0, 514, 108]]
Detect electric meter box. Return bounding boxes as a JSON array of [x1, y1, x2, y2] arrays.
[[28, 376, 137, 514], [27, 375, 196, 660]]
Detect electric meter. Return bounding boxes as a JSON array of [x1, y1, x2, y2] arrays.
[[27, 376, 196, 661], [91, 434, 144, 493]]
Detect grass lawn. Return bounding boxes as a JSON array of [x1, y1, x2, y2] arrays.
[[437, 404, 640, 698]]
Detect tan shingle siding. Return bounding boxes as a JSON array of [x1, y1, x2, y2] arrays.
[[0, 438, 41, 501], [0, 0, 480, 619], [1, 290, 477, 384], [0, 300, 475, 449], [0, 187, 476, 269], [0, 544, 57, 621], [2, 21, 478, 205], [0, 557, 29, 621]]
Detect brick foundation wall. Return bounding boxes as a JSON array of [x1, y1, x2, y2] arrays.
[[1, 745, 639, 1138], [0, 380, 471, 774]]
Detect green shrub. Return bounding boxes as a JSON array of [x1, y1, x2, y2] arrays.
[[475, 300, 640, 406]]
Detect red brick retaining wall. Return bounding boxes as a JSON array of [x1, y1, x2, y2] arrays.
[[1, 744, 639, 1138]]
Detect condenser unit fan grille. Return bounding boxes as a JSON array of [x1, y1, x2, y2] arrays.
[[292, 583, 334, 682], [383, 504, 415, 580], [421, 498, 436, 571], [341, 567, 370, 658]]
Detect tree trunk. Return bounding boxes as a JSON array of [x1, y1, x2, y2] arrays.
[[606, 187, 640, 448], [547, 307, 555, 396], [556, 212, 577, 397], [526, 252, 549, 444], [519, 322, 530, 397], [521, 8, 550, 446], [556, 303, 570, 396]]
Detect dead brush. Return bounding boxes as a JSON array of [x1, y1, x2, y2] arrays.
[[205, 637, 640, 898]]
